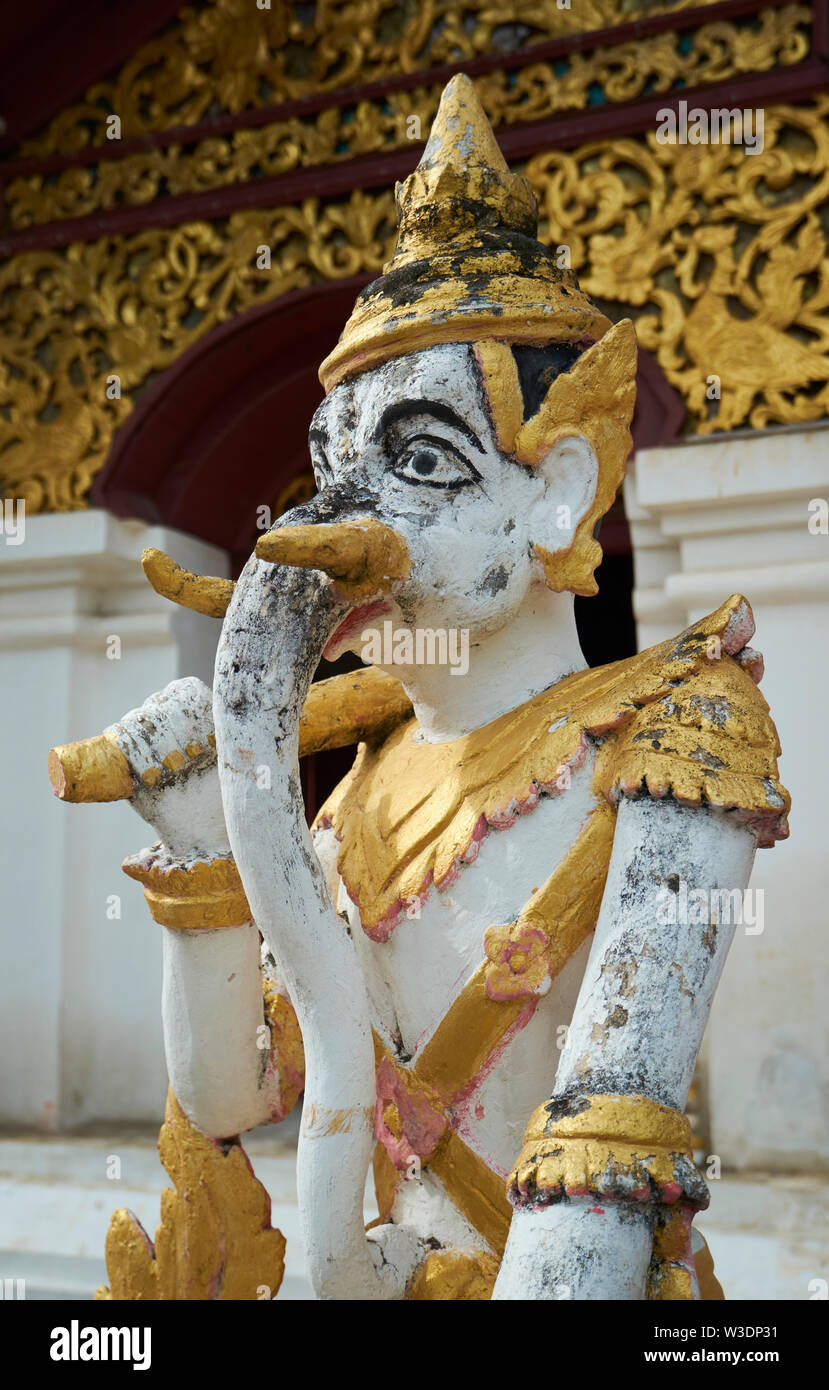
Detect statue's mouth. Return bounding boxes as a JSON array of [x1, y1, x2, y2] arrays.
[[324, 599, 393, 660]]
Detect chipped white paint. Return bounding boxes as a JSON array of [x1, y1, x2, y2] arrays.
[[493, 797, 756, 1300], [496, 1202, 655, 1301], [627, 435, 829, 1174]]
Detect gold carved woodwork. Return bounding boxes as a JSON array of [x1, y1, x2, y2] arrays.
[[95, 1087, 286, 1301], [3, 98, 829, 512], [12, 0, 731, 164], [5, 6, 810, 230], [0, 191, 398, 512]]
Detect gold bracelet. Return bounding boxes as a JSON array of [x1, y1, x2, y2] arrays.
[[509, 1093, 708, 1210], [122, 853, 251, 930]]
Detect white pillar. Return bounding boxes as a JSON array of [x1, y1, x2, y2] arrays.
[[0, 510, 228, 1129], [626, 428, 829, 1171]]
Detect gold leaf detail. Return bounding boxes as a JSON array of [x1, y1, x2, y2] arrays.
[[98, 1088, 286, 1301]]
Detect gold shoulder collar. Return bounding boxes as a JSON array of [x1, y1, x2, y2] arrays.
[[594, 595, 789, 849], [315, 594, 789, 937]]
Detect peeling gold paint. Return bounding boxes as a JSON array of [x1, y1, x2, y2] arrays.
[[142, 547, 234, 619], [407, 1248, 500, 1300], [510, 1093, 701, 1207], [47, 731, 133, 803], [262, 983, 305, 1120], [318, 76, 612, 395], [47, 667, 412, 805]]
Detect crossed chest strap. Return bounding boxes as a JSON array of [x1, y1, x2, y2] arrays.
[[371, 799, 616, 1254]]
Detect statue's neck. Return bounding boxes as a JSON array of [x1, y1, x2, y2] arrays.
[[397, 588, 587, 743]]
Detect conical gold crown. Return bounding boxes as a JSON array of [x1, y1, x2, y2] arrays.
[[319, 74, 611, 393]]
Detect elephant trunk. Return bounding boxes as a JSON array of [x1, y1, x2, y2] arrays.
[[213, 498, 389, 1300]]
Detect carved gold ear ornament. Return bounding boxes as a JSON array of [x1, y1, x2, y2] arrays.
[[255, 517, 410, 602], [476, 322, 638, 597], [142, 547, 235, 618]]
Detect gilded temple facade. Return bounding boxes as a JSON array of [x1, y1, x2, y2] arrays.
[[1, 0, 827, 1296]]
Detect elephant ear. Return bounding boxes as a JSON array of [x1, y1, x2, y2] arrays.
[[520, 321, 638, 597]]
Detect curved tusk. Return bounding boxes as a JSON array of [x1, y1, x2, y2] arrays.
[[255, 518, 410, 602], [142, 547, 235, 619]]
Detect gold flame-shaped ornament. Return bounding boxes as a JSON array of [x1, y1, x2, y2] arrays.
[[319, 73, 615, 393]]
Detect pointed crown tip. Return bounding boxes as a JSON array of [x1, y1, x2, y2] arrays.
[[418, 73, 509, 175]]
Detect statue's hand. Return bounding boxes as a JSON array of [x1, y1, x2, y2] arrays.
[[107, 677, 229, 857]]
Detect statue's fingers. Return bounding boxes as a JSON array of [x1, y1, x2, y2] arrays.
[[108, 679, 215, 789]]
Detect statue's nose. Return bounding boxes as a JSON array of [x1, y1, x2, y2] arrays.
[[255, 517, 410, 603]]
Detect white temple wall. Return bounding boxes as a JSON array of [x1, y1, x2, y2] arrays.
[[0, 511, 227, 1129]]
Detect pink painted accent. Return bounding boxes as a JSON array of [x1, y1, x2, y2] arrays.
[[587, 1205, 606, 1215], [721, 598, 755, 655], [374, 1057, 447, 1171], [737, 646, 765, 685], [364, 897, 404, 943], [564, 1183, 591, 1198], [660, 1180, 682, 1204], [323, 599, 393, 659], [474, 1102, 485, 1122]]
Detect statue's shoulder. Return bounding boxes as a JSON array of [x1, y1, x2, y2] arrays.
[[586, 594, 790, 847]]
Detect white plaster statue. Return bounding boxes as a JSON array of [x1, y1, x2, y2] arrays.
[[50, 76, 789, 1302]]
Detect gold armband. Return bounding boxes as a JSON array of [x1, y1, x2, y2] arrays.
[[122, 853, 251, 930], [509, 1093, 708, 1210]]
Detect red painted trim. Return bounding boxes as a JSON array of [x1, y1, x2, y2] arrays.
[[3, 56, 826, 259], [0, 1, 183, 155], [5, 67, 827, 254], [0, 0, 805, 178], [814, 0, 829, 55]]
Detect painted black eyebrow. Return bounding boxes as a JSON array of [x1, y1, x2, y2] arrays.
[[373, 399, 486, 454]]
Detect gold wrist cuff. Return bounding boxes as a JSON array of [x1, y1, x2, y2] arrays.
[[122, 855, 251, 930], [509, 1093, 707, 1210]]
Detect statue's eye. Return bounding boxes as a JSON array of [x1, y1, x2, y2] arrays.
[[392, 435, 477, 489]]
